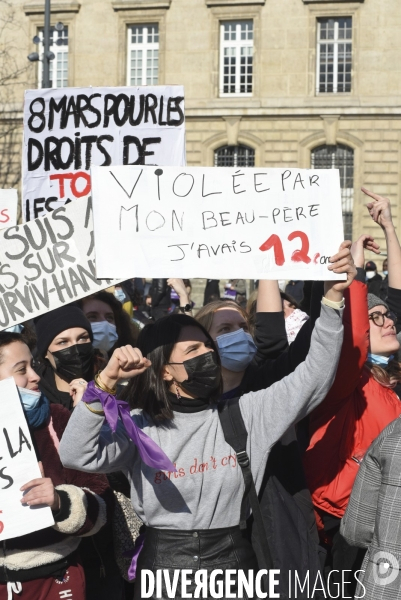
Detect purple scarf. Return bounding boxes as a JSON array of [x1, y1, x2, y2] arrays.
[[82, 381, 176, 472], [83, 381, 176, 579]]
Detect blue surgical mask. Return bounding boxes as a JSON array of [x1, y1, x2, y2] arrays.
[[383, 271, 388, 276], [216, 329, 257, 372], [18, 387, 42, 411], [367, 353, 394, 366], [91, 321, 118, 352], [114, 288, 126, 303], [5, 324, 24, 333]]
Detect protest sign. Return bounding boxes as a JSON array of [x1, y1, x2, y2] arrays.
[[0, 189, 18, 228], [22, 86, 186, 221], [0, 195, 120, 331], [91, 165, 345, 280], [0, 377, 54, 541]]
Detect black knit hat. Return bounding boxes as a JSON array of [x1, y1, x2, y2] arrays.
[[365, 261, 377, 272], [34, 305, 93, 358]]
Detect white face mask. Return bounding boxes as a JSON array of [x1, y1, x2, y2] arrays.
[[366, 271, 376, 280], [91, 321, 118, 352], [18, 387, 41, 410]]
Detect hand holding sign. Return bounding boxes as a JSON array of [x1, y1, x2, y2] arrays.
[[20, 462, 60, 511], [324, 241, 357, 302], [0, 378, 54, 541]]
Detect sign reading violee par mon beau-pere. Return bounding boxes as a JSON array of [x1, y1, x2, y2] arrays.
[[0, 377, 54, 541], [91, 166, 345, 281], [22, 86, 185, 221]]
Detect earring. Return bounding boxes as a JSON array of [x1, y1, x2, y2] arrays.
[[174, 381, 181, 400]]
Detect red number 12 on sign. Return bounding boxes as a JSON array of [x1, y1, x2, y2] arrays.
[[259, 231, 312, 265]]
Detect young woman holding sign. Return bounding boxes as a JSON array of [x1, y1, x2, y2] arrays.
[[58, 241, 355, 600], [0, 331, 110, 600]]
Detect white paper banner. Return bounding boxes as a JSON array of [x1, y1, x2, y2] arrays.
[[0, 378, 54, 541], [91, 165, 345, 280], [22, 86, 186, 221], [0, 196, 120, 331], [0, 189, 18, 228]]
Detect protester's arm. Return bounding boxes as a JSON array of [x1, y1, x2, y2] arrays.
[[253, 280, 288, 362], [167, 278, 192, 314], [340, 436, 383, 548], [241, 243, 356, 445], [241, 303, 343, 447], [60, 348, 151, 474], [362, 188, 401, 291], [150, 278, 168, 307], [320, 234, 377, 404]]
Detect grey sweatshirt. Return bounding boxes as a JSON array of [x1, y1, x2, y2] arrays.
[[60, 303, 343, 530]]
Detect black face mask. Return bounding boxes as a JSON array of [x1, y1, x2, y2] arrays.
[[173, 351, 221, 399], [50, 343, 95, 383]]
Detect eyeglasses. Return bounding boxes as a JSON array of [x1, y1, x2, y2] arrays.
[[368, 310, 398, 327]]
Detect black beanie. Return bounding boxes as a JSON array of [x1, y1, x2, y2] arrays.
[[34, 305, 93, 358]]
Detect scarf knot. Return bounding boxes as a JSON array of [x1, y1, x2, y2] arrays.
[[82, 381, 176, 473]]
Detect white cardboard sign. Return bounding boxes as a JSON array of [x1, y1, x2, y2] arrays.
[[0, 378, 54, 541], [0, 190, 18, 228], [91, 165, 345, 280], [0, 196, 120, 331], [22, 86, 186, 221]]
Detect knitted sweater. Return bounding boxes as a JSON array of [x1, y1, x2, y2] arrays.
[[0, 404, 110, 583]]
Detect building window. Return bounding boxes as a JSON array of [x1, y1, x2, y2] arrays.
[[215, 144, 255, 167], [316, 17, 352, 94], [127, 24, 159, 86], [219, 20, 253, 96], [38, 26, 69, 88], [311, 144, 354, 240]]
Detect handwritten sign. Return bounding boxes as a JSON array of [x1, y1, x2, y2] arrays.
[[91, 166, 345, 280], [0, 378, 54, 541], [0, 190, 18, 229], [0, 196, 121, 331], [22, 86, 186, 221]]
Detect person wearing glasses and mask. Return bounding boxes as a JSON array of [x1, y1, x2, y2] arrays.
[[303, 189, 401, 598]]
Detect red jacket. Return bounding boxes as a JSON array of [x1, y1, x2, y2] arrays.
[[303, 280, 401, 519]]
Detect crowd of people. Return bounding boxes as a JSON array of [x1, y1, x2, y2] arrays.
[[1, 187, 401, 600]]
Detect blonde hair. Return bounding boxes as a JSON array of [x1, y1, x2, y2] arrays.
[[195, 300, 249, 334]]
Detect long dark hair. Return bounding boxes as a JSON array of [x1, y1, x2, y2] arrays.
[[121, 314, 221, 421]]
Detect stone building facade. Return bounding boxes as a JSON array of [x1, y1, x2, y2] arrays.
[[1, 0, 401, 261]]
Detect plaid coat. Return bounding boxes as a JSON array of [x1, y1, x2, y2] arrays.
[[341, 415, 401, 600]]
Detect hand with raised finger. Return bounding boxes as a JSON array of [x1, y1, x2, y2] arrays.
[[362, 187, 394, 231], [100, 345, 151, 389], [324, 240, 357, 302], [69, 378, 88, 407], [20, 475, 60, 511], [351, 234, 380, 268]]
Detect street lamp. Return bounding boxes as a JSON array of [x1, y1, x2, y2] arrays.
[[27, 0, 63, 88]]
